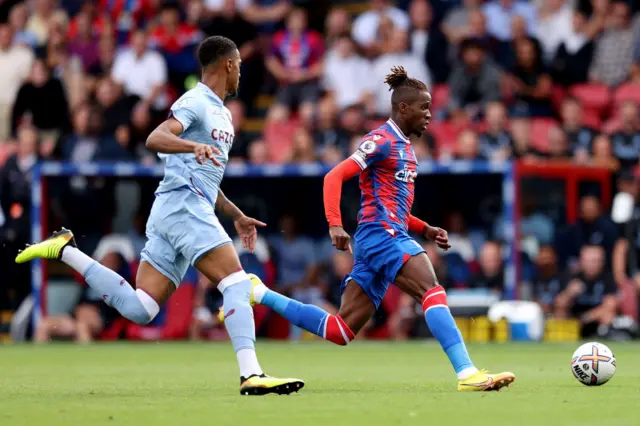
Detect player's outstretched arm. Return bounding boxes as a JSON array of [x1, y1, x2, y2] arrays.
[[216, 190, 266, 253], [323, 158, 361, 252], [146, 118, 222, 165]]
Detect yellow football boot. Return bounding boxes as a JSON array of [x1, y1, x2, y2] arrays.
[[240, 374, 305, 396], [457, 370, 515, 391], [217, 273, 262, 323], [15, 228, 77, 264]]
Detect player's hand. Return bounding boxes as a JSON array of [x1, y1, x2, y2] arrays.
[[329, 226, 352, 253], [425, 226, 451, 251], [234, 215, 267, 253], [194, 143, 222, 166]]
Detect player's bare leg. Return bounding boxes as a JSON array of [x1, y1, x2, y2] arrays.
[[395, 253, 515, 391], [196, 243, 304, 396], [223, 274, 376, 345], [16, 228, 164, 326]]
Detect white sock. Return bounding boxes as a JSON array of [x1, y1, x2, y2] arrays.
[[61, 246, 96, 275], [237, 348, 263, 378], [457, 366, 479, 380], [253, 283, 268, 303]]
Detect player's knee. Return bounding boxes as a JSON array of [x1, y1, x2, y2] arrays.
[[123, 288, 160, 325], [324, 315, 355, 346]]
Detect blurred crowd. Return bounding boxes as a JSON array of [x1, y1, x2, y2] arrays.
[[1, 0, 640, 341]]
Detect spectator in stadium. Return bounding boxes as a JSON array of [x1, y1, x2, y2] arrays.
[[149, 3, 203, 89], [563, 195, 619, 269], [238, 0, 292, 35], [287, 127, 316, 163], [60, 103, 130, 162], [67, 9, 99, 73], [448, 38, 501, 120], [199, 0, 262, 107], [554, 244, 618, 337], [448, 10, 501, 68], [589, 0, 634, 87], [549, 10, 595, 87], [510, 116, 538, 159], [468, 241, 505, 295], [247, 139, 269, 164], [351, 0, 409, 56], [482, 0, 537, 42], [8, 3, 38, 48], [535, 0, 573, 63], [323, 35, 370, 111], [479, 102, 514, 161], [11, 58, 71, 139], [453, 129, 482, 160], [87, 35, 117, 85], [0, 23, 33, 141], [560, 97, 595, 156], [369, 28, 431, 117], [545, 125, 572, 160], [408, 0, 449, 84], [610, 101, 640, 172], [226, 99, 252, 160], [127, 102, 156, 163], [506, 36, 554, 117], [441, 0, 483, 46], [94, 78, 131, 139], [268, 214, 317, 296], [312, 98, 351, 159], [533, 244, 563, 315], [613, 170, 640, 293], [112, 30, 168, 114], [0, 125, 37, 308], [324, 7, 351, 49], [589, 134, 620, 171], [266, 7, 324, 125], [494, 15, 537, 71], [33, 243, 129, 344], [25, 0, 67, 45]]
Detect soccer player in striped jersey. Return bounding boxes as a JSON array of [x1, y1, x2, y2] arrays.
[[221, 67, 515, 391]]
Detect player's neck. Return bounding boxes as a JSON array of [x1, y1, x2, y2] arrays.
[[201, 76, 227, 101], [390, 115, 411, 138]]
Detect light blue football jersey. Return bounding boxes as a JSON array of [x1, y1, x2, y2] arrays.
[[155, 82, 234, 205]]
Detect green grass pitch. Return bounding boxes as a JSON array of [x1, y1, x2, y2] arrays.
[[1, 341, 639, 426]]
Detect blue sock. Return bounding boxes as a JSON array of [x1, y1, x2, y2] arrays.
[[422, 286, 475, 375], [261, 290, 329, 337]]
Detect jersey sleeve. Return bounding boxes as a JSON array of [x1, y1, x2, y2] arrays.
[[349, 136, 391, 170], [169, 96, 201, 132]]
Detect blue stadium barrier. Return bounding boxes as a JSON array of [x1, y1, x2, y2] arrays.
[[30, 160, 517, 325]]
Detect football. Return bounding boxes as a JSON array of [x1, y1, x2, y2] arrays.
[[571, 342, 616, 386]]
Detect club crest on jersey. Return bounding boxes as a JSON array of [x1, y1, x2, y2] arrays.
[[395, 165, 417, 183]]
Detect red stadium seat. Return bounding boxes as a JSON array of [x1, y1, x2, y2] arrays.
[[430, 84, 449, 114], [569, 83, 611, 119], [613, 83, 640, 106], [530, 118, 558, 153], [602, 117, 621, 134], [428, 121, 461, 152], [551, 85, 567, 114]]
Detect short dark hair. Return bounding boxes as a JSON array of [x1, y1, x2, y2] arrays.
[[384, 66, 428, 109], [197, 36, 238, 68]]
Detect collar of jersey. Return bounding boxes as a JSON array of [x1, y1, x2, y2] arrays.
[[196, 82, 224, 106], [386, 119, 410, 143]]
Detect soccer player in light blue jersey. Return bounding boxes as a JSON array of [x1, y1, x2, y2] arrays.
[[16, 36, 304, 396]]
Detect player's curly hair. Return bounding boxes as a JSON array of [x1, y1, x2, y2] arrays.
[[384, 66, 427, 92]]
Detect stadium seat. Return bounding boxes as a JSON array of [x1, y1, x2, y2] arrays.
[[613, 83, 640, 106], [550, 85, 567, 114], [263, 118, 300, 163], [428, 121, 461, 152], [569, 83, 611, 119], [430, 84, 449, 115]]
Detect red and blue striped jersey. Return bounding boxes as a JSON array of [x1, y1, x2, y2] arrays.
[[349, 119, 418, 232]]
